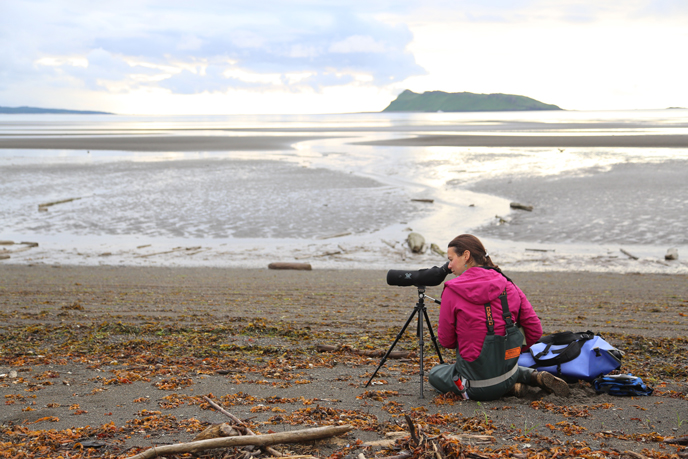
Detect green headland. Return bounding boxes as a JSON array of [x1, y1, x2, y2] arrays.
[[382, 90, 562, 112], [0, 106, 112, 115]]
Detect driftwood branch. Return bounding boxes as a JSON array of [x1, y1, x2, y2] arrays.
[[404, 414, 419, 446], [203, 396, 283, 457], [128, 425, 354, 459]]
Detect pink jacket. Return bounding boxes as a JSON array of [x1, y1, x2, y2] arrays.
[[437, 267, 542, 362]]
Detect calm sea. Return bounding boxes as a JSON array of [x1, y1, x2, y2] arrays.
[[1, 110, 687, 273]]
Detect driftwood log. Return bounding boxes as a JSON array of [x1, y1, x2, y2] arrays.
[[316, 344, 412, 359], [268, 262, 313, 270], [509, 202, 533, 211], [127, 425, 354, 459], [38, 197, 81, 210]]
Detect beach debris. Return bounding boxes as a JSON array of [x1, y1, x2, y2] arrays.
[[316, 343, 412, 359], [665, 248, 679, 260], [0, 241, 14, 245], [411, 198, 434, 203], [495, 215, 508, 225], [1, 241, 39, 256], [407, 232, 425, 253], [38, 197, 81, 211], [317, 232, 351, 240], [294, 250, 342, 260], [193, 423, 239, 441], [381, 239, 397, 248], [136, 244, 151, 249], [469, 203, 475, 207], [268, 262, 312, 270], [526, 248, 555, 252], [128, 424, 352, 459], [135, 246, 200, 258], [620, 248, 639, 260], [510, 202, 533, 211], [430, 243, 446, 257]]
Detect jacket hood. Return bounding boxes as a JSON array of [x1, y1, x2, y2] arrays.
[[444, 267, 507, 304]]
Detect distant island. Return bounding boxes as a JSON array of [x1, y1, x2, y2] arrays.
[[382, 90, 562, 112], [0, 106, 112, 115]]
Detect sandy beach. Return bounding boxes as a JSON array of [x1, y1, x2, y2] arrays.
[[2, 113, 688, 457], [1, 265, 687, 458]]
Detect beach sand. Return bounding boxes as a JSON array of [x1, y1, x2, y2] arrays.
[[1, 265, 687, 457]]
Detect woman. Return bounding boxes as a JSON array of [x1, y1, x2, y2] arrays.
[[428, 234, 569, 400]]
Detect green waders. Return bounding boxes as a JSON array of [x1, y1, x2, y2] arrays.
[[428, 289, 534, 401]]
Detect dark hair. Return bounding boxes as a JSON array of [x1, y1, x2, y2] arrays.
[[448, 234, 500, 271]]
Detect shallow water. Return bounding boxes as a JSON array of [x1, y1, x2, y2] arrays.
[[1, 110, 687, 273]]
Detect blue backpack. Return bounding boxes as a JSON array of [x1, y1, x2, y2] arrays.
[[593, 374, 653, 396], [518, 331, 622, 382]]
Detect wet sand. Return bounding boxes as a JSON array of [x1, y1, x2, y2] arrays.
[[0, 135, 332, 152], [2, 132, 688, 151], [358, 134, 688, 148]]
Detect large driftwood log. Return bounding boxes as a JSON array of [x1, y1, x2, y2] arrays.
[[127, 425, 354, 459]]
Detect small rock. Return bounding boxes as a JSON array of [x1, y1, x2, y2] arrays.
[[665, 248, 679, 260], [407, 232, 425, 253], [9, 370, 18, 379]]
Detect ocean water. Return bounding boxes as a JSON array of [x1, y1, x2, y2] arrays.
[[1, 110, 687, 273]]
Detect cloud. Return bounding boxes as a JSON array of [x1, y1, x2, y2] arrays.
[[1, 1, 423, 99]]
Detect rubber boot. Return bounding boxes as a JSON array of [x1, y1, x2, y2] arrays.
[[508, 382, 528, 398], [531, 371, 570, 397]]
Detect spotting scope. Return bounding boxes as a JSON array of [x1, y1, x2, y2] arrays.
[[386, 262, 451, 287]]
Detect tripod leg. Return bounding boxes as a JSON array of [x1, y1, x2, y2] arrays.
[[417, 303, 425, 398], [423, 307, 444, 365], [365, 307, 418, 388]]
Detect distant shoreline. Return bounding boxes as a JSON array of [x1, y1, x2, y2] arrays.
[[0, 106, 112, 115], [2, 133, 688, 151]]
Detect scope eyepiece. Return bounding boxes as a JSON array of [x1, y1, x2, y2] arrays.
[[386, 262, 451, 287]]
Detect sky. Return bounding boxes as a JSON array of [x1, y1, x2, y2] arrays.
[[1, 0, 687, 114]]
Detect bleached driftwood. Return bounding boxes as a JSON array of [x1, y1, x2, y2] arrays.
[[38, 197, 81, 210], [127, 425, 354, 459], [620, 248, 639, 260]]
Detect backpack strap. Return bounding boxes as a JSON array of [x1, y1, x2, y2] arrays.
[[499, 289, 514, 327], [484, 302, 495, 335], [531, 332, 595, 366]]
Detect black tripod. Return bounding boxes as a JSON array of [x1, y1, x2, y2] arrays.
[[365, 286, 444, 398]]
